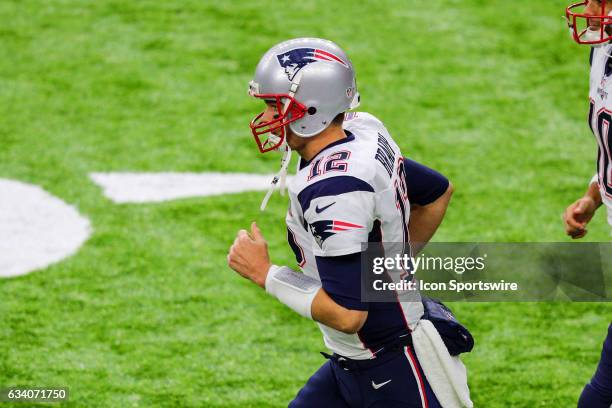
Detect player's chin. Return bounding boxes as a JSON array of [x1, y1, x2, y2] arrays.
[[287, 130, 307, 148], [586, 24, 612, 37]]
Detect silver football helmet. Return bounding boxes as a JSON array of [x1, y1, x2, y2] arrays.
[[248, 38, 360, 152]]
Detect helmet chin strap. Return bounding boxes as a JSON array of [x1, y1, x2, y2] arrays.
[[583, 28, 610, 47], [259, 144, 292, 211], [260, 74, 302, 211], [590, 31, 612, 59]]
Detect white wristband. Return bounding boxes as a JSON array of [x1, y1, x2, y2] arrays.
[[590, 173, 599, 186], [265, 265, 321, 319]]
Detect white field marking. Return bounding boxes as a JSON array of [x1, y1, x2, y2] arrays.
[[0, 179, 91, 278], [89, 172, 294, 203]]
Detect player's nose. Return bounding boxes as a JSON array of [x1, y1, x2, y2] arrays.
[[258, 107, 280, 124], [584, 2, 603, 25]]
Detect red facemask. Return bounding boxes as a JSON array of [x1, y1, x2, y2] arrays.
[[249, 94, 307, 153], [567, 0, 612, 45]]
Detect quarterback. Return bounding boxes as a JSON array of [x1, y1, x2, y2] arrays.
[[227, 38, 457, 407], [565, 1, 612, 407]]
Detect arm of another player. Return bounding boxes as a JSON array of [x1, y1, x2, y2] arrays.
[[227, 222, 367, 334], [563, 175, 603, 239], [404, 158, 453, 253]]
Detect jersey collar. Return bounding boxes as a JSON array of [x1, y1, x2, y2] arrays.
[[299, 130, 355, 170]]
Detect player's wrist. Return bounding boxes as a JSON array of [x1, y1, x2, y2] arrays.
[[265, 265, 321, 319], [587, 174, 603, 208], [584, 191, 602, 210], [251, 262, 272, 289], [263, 264, 278, 290]]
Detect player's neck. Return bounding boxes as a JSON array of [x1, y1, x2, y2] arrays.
[[297, 126, 347, 162]]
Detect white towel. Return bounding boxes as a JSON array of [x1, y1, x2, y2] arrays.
[[411, 319, 474, 408]]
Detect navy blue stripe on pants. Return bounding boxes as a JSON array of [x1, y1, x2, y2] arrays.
[[289, 346, 441, 408]]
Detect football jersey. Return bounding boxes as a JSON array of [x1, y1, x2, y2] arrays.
[[285, 111, 424, 359], [588, 45, 612, 228]]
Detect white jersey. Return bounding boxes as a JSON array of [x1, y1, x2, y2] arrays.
[[588, 45, 612, 228], [285, 111, 423, 359]]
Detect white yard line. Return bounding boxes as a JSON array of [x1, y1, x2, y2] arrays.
[[89, 172, 292, 203], [0, 179, 91, 278]]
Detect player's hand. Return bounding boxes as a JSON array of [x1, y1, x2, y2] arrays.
[[563, 197, 598, 239], [227, 222, 271, 288]]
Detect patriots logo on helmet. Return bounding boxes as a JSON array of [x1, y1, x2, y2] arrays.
[[277, 48, 348, 81], [309, 219, 364, 248]]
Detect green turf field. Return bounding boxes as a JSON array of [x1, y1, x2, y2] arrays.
[[1, 0, 612, 406]]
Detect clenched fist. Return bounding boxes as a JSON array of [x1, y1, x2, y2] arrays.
[[227, 222, 271, 288], [563, 197, 598, 239]]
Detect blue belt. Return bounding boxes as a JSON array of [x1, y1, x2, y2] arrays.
[[320, 334, 413, 371]]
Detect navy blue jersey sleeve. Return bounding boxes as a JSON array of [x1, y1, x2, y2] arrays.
[[403, 158, 449, 206], [315, 253, 368, 311]]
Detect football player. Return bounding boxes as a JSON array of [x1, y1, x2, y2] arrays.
[[565, 1, 612, 407], [228, 38, 456, 407]]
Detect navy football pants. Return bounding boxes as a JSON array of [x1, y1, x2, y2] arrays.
[[578, 324, 612, 408], [289, 346, 441, 408]]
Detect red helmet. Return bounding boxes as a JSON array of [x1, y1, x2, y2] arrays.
[[566, 1, 612, 45]]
